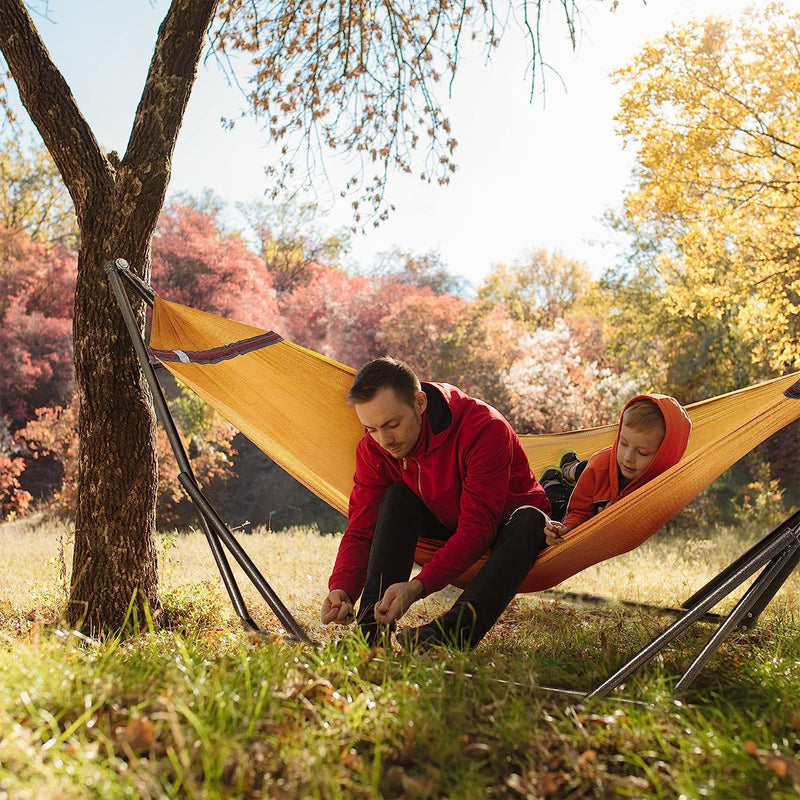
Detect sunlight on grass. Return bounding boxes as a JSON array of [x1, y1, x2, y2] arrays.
[[1, 515, 799, 798], [5, 514, 798, 628]]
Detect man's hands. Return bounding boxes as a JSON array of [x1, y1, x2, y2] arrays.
[[320, 589, 354, 624], [374, 579, 424, 624], [320, 580, 424, 627]]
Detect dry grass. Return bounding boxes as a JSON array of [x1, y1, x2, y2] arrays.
[[2, 513, 798, 639], [0, 515, 74, 607]]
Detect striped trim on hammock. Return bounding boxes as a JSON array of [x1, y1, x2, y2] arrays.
[[784, 377, 800, 399], [150, 331, 283, 365]]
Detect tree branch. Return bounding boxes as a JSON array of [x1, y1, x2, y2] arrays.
[[123, 0, 218, 226], [0, 0, 110, 224]]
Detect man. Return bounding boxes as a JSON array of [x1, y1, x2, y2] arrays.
[[319, 356, 551, 648]]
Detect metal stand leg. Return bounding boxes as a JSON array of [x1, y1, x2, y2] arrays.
[[179, 474, 313, 644], [674, 541, 800, 693], [681, 510, 800, 617], [588, 523, 800, 698], [106, 258, 313, 644], [737, 543, 800, 630], [196, 512, 260, 632]]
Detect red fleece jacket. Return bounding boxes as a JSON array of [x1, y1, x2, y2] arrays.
[[328, 382, 551, 602], [562, 394, 692, 530]]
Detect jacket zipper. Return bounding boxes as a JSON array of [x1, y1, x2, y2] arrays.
[[402, 456, 425, 504]]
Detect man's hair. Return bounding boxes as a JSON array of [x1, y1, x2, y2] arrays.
[[622, 399, 665, 439], [347, 356, 421, 406]]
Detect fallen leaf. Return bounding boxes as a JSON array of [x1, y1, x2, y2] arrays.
[[745, 740, 800, 791], [115, 717, 155, 756], [340, 748, 365, 773], [767, 753, 800, 783], [534, 770, 566, 798]]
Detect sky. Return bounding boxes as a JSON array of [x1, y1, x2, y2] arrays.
[[10, 0, 775, 289]]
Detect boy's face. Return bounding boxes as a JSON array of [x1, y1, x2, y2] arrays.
[[616, 423, 664, 482]]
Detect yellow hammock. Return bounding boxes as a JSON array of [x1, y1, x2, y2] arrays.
[[150, 296, 800, 593]]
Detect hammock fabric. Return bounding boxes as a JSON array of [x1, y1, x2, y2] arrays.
[[150, 296, 800, 593]]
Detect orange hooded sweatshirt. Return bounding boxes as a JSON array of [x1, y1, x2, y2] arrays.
[[562, 394, 692, 531]]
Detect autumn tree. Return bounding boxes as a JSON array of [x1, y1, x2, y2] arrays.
[[378, 294, 524, 411], [0, 135, 78, 249], [17, 389, 237, 526], [477, 248, 592, 329], [0, 0, 581, 631], [377, 293, 470, 378], [609, 2, 800, 398], [239, 200, 349, 295], [503, 318, 640, 434], [0, 230, 75, 425], [367, 248, 467, 296], [0, 137, 77, 426], [0, 418, 32, 519], [281, 266, 425, 366], [152, 201, 283, 329]]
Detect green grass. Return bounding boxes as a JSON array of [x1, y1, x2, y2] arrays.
[[1, 515, 799, 798]]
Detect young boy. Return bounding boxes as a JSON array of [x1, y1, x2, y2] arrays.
[[544, 394, 691, 542]]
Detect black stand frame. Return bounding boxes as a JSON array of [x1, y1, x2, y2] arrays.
[[589, 510, 800, 697], [107, 258, 800, 694], [106, 258, 313, 645]]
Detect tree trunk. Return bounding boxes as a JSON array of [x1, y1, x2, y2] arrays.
[[69, 211, 161, 632], [0, 0, 218, 632]]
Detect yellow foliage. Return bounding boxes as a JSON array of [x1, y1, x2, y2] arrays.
[[613, 2, 800, 373]]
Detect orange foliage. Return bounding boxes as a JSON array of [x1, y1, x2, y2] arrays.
[[16, 392, 237, 525], [0, 453, 32, 518]]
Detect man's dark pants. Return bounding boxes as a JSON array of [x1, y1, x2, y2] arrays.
[[357, 483, 548, 645]]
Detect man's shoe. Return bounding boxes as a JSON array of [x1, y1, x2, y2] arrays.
[[397, 602, 478, 650]]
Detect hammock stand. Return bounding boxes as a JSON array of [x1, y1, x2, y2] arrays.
[[107, 258, 800, 696], [106, 259, 312, 646]]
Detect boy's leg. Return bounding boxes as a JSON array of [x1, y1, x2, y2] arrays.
[[357, 482, 449, 642], [543, 479, 571, 522], [399, 506, 547, 649], [560, 452, 588, 486]]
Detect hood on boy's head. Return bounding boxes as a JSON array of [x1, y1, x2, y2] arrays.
[[617, 394, 692, 477]]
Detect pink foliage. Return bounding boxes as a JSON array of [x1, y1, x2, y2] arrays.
[[0, 299, 74, 424], [0, 227, 75, 318], [0, 231, 76, 425], [280, 267, 426, 367], [376, 292, 467, 379], [152, 202, 284, 331], [378, 295, 527, 412]]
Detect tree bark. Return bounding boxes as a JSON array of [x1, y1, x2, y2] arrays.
[[0, 0, 218, 632]]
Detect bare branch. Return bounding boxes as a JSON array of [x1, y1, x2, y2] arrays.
[[123, 0, 219, 228], [0, 0, 110, 223]]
